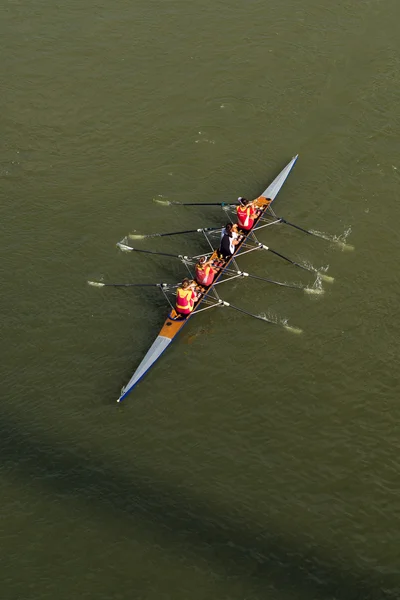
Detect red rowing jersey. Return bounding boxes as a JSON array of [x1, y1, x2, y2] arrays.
[[236, 205, 255, 230], [176, 288, 196, 315], [195, 264, 214, 286]]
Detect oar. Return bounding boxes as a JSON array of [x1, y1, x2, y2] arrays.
[[223, 268, 323, 295], [278, 217, 316, 236], [274, 216, 354, 251], [116, 242, 193, 262], [154, 199, 238, 207], [88, 281, 177, 289], [260, 244, 334, 283], [129, 226, 221, 240], [220, 300, 302, 334]]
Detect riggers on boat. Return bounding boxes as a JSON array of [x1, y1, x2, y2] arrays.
[[117, 155, 299, 402]]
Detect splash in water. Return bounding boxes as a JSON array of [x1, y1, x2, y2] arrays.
[[258, 312, 303, 334], [332, 226, 354, 251], [310, 226, 354, 251], [301, 260, 334, 283], [317, 265, 335, 283], [304, 273, 325, 296]]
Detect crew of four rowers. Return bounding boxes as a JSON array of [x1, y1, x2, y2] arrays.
[[175, 198, 260, 316]]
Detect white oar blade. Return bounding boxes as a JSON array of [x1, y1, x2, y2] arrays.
[[336, 241, 355, 252], [318, 272, 334, 283], [304, 275, 325, 296], [129, 233, 147, 240], [117, 242, 133, 252], [88, 281, 105, 287], [256, 310, 303, 334], [283, 324, 303, 334], [304, 287, 324, 296], [153, 196, 171, 206]]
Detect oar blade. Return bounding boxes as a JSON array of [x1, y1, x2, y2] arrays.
[[88, 281, 105, 287], [304, 287, 324, 296], [129, 233, 153, 240], [319, 272, 334, 283], [153, 196, 172, 206], [258, 312, 303, 334], [283, 323, 303, 334], [221, 301, 302, 334], [279, 219, 355, 252], [337, 242, 355, 252], [117, 242, 133, 252]]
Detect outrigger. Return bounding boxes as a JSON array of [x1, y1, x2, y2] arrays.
[[89, 155, 343, 402]]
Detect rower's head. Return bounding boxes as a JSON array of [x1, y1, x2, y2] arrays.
[[238, 197, 248, 206], [181, 278, 190, 289], [198, 256, 207, 264], [225, 223, 232, 232]]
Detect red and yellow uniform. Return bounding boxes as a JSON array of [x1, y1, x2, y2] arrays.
[[176, 286, 197, 315], [236, 204, 256, 230], [195, 262, 215, 286]]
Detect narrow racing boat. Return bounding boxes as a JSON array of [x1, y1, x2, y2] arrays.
[[117, 155, 299, 402]]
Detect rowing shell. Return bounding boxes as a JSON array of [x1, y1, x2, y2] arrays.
[[117, 155, 298, 402]]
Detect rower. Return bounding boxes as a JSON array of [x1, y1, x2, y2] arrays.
[[220, 222, 241, 240], [175, 278, 199, 316], [236, 197, 260, 231], [219, 223, 240, 260], [195, 256, 217, 287]]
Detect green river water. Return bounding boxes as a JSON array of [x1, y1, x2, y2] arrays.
[[2, 0, 400, 598]]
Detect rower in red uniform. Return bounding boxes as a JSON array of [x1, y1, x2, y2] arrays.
[[195, 256, 217, 287], [175, 278, 199, 316], [236, 197, 259, 231]]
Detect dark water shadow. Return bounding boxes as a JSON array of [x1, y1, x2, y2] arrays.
[[1, 414, 398, 600]]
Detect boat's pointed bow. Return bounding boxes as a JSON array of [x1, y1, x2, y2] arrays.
[[261, 154, 299, 202]]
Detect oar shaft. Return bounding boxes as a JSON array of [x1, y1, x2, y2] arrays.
[[223, 268, 300, 289], [262, 245, 310, 272], [220, 300, 302, 334], [88, 281, 174, 288], [157, 227, 220, 237], [170, 202, 237, 206], [241, 272, 300, 289], [118, 243, 191, 261], [112, 283, 164, 287], [221, 301, 274, 325], [275, 215, 352, 253], [279, 218, 312, 235]]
